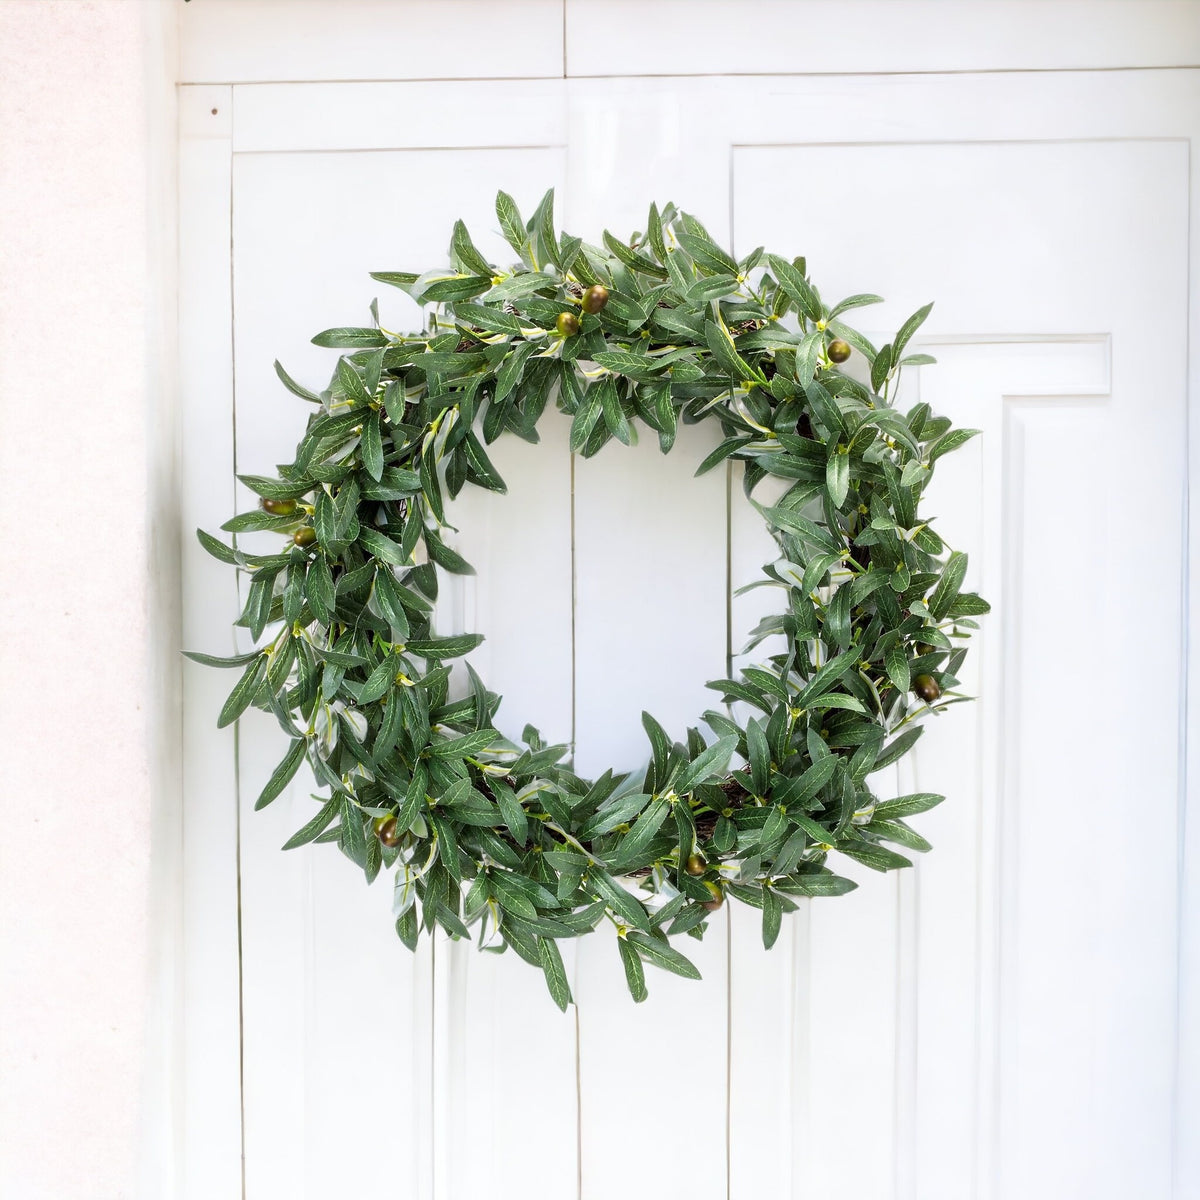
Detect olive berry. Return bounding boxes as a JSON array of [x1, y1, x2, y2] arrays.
[[701, 881, 724, 912], [261, 497, 297, 516], [375, 816, 402, 847], [685, 852, 706, 877], [827, 338, 852, 364], [293, 527, 317, 547], [556, 311, 581, 337], [581, 284, 609, 314], [912, 673, 941, 704]]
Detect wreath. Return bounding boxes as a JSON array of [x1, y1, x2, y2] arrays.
[[191, 190, 988, 1008]]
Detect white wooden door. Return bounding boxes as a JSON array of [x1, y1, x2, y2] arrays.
[[179, 51, 1199, 1200]]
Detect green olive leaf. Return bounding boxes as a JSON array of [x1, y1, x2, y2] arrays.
[[193, 191, 989, 993]]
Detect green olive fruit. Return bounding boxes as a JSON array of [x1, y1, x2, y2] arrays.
[[581, 284, 609, 314], [685, 852, 706, 877], [556, 311, 581, 336], [912, 673, 941, 703], [827, 338, 852, 363], [376, 816, 402, 847], [261, 497, 297, 516], [701, 881, 724, 912], [293, 527, 317, 547]]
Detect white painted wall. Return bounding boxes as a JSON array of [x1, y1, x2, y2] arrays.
[[0, 3, 179, 1199]]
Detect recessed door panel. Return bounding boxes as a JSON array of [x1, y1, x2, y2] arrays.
[[731, 139, 1187, 1200]]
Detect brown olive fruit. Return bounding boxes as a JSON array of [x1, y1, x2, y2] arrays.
[[701, 881, 724, 912], [827, 338, 852, 363], [293, 526, 317, 547], [556, 311, 581, 336], [912, 673, 941, 703], [261, 497, 297, 516], [581, 284, 609, 314], [375, 816, 402, 847], [685, 852, 706, 877]]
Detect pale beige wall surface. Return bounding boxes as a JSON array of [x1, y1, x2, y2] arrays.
[[0, 3, 179, 1199]]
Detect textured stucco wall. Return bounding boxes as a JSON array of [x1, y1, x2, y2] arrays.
[[0, 3, 179, 1198]]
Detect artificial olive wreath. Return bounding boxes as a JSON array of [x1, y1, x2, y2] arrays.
[[191, 190, 987, 1008]]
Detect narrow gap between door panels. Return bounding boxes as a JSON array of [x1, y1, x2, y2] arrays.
[[231, 143, 569, 157], [892, 881, 904, 1200], [1169, 135, 1193, 1197], [574, 1002, 583, 1200], [731, 135, 1188, 154], [233, 724, 248, 1200], [194, 65, 1200, 87], [562, 65, 1200, 81], [723, 462, 733, 680], [191, 74, 566, 88], [567, 439, 581, 1200], [892, 373, 924, 1200], [892, 867, 920, 1200], [788, 909, 808, 1198], [969, 380, 1004, 1200], [989, 403, 1027, 1198], [970, 598, 989, 1200], [431, 937, 438, 1200], [724, 903, 733, 1200], [228, 145, 250, 1200], [723, 174, 736, 1200], [570, 451, 578, 763]]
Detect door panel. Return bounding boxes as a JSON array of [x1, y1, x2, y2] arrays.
[[181, 69, 1196, 1200], [572, 423, 732, 1199], [434, 413, 578, 1198], [230, 147, 575, 1199], [734, 140, 1186, 1198]]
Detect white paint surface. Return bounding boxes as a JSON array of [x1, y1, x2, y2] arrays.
[[3, 3, 1200, 1200], [178, 0, 1200, 82]]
